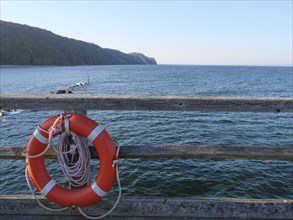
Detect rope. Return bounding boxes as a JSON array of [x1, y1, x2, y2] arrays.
[[78, 145, 121, 219], [55, 131, 91, 188], [25, 167, 68, 212], [22, 140, 51, 158], [23, 114, 63, 158]]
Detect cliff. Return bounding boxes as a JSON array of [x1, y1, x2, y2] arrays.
[[0, 20, 157, 65]]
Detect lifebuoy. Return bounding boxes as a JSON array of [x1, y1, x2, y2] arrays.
[[26, 114, 117, 207]]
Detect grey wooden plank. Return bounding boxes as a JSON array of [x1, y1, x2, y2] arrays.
[[1, 94, 293, 112], [1, 145, 293, 161], [0, 195, 292, 219]]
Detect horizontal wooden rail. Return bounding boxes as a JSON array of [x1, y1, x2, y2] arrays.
[[0, 195, 292, 219], [1, 145, 293, 161], [1, 94, 293, 112]]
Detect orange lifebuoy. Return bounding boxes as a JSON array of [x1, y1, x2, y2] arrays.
[[26, 114, 117, 207]]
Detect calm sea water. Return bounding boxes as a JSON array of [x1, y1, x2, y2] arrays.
[[0, 65, 292, 199]]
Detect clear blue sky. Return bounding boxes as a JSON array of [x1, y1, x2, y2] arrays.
[[1, 1, 292, 66]]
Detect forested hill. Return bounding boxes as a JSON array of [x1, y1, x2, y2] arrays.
[[0, 20, 157, 65]]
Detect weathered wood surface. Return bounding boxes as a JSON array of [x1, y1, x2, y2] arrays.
[[1, 94, 293, 112], [0, 195, 292, 219], [1, 145, 293, 161]]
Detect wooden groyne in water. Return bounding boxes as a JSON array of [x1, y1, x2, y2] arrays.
[[0, 94, 293, 219]]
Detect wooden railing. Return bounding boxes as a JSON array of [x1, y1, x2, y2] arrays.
[[2, 94, 293, 112], [0, 94, 293, 219]]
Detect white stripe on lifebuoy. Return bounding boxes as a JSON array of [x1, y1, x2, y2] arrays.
[[41, 179, 56, 196], [33, 129, 48, 144], [87, 125, 104, 143], [91, 181, 107, 197]]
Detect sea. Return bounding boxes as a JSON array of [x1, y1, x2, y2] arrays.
[[0, 65, 292, 199]]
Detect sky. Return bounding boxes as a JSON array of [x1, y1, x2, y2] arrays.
[[1, 1, 292, 66]]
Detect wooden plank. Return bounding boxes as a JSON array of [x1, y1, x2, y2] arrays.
[[1, 94, 293, 112], [1, 145, 293, 161], [0, 195, 292, 219]]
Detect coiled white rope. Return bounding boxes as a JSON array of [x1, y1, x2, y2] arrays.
[[56, 131, 91, 188], [24, 114, 122, 219]]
